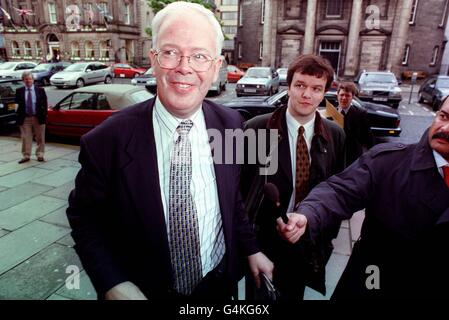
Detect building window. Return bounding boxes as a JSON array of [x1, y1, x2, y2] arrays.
[[23, 41, 32, 57], [100, 41, 109, 59], [221, 12, 238, 20], [430, 46, 439, 66], [222, 26, 237, 34], [409, 0, 418, 24], [238, 42, 242, 58], [284, 0, 301, 19], [222, 0, 238, 5], [440, 0, 448, 27], [259, 41, 263, 60], [48, 3, 57, 24], [326, 0, 342, 18], [238, 2, 243, 26], [261, 0, 265, 24], [124, 3, 131, 25], [71, 42, 80, 58], [11, 41, 20, 56], [98, 2, 109, 25], [402, 45, 410, 65], [85, 41, 94, 59], [36, 41, 42, 58]]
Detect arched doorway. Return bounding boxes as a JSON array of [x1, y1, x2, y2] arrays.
[[47, 33, 60, 62]]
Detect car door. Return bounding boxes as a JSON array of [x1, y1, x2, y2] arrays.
[[85, 63, 97, 84], [95, 63, 109, 82], [47, 92, 98, 137]]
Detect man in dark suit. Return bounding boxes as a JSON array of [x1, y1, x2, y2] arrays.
[[337, 82, 374, 165], [67, 1, 273, 300], [15, 71, 48, 163], [241, 55, 346, 300], [278, 96, 449, 299]]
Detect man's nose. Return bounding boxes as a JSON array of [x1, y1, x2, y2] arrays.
[[176, 56, 193, 73]]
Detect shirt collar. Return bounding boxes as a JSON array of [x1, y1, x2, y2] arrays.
[[433, 150, 449, 169], [26, 85, 35, 91], [285, 107, 315, 139]]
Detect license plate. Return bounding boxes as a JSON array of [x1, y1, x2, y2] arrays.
[[373, 97, 388, 102], [8, 103, 17, 111], [120, 74, 125, 78], [245, 89, 257, 93]]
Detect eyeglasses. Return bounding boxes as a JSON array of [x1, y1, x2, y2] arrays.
[[154, 49, 216, 72]]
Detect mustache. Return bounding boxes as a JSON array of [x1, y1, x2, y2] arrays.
[[432, 131, 449, 143]]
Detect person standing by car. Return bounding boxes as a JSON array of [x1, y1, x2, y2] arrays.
[[15, 71, 48, 163], [241, 54, 346, 300], [337, 82, 374, 165]]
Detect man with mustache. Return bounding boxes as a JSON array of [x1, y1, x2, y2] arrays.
[[277, 96, 449, 299]]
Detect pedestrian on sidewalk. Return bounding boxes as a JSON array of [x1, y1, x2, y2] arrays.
[[277, 97, 449, 299], [67, 1, 273, 301], [15, 71, 48, 163]]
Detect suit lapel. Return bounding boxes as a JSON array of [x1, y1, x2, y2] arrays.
[[277, 112, 293, 186], [121, 99, 171, 271]]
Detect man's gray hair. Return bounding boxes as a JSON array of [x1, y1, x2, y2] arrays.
[[151, 1, 224, 57], [21, 71, 33, 80]]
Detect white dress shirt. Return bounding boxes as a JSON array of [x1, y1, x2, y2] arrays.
[[433, 150, 449, 178], [153, 97, 225, 276], [285, 108, 315, 212]]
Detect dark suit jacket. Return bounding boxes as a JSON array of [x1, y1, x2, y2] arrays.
[[15, 86, 48, 125], [66, 98, 259, 299], [241, 106, 346, 295], [299, 130, 449, 298], [342, 105, 374, 165]]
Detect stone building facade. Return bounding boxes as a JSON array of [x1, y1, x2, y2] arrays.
[[236, 0, 448, 78], [0, 0, 143, 65]]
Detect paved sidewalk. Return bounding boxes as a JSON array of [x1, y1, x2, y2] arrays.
[[0, 136, 364, 300]]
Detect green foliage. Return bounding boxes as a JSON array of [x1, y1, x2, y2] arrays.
[[148, 0, 213, 14]]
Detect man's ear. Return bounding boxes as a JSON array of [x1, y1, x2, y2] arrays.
[[212, 57, 223, 82], [149, 49, 157, 68]]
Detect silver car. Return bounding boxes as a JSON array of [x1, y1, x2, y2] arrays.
[[50, 62, 113, 89], [0, 61, 37, 79], [236, 67, 280, 97]]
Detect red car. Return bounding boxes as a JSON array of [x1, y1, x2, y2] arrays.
[[227, 65, 245, 83], [111, 63, 146, 78]]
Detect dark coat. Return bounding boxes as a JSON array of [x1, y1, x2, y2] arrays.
[[66, 98, 260, 299], [241, 106, 346, 295], [298, 130, 449, 299], [342, 105, 374, 165], [15, 86, 48, 125]]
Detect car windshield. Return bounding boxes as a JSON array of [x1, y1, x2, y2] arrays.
[[437, 79, 449, 88], [33, 64, 52, 71], [64, 63, 88, 72], [277, 69, 287, 75], [245, 68, 270, 78], [361, 73, 397, 84], [228, 66, 237, 72], [0, 62, 17, 70], [144, 68, 153, 75], [130, 90, 153, 103]]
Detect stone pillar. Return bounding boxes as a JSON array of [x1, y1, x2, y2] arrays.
[[386, 0, 413, 75], [344, 0, 363, 77], [303, 0, 317, 54], [439, 15, 449, 75], [262, 0, 278, 67]]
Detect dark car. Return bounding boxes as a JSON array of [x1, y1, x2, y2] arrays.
[[131, 67, 156, 93], [222, 90, 401, 137], [0, 78, 23, 125], [31, 62, 72, 86], [354, 71, 402, 109], [418, 75, 449, 111]]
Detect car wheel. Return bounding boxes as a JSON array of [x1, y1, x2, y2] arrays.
[[236, 93, 241, 97], [222, 82, 226, 91], [432, 98, 440, 111], [418, 92, 424, 103], [104, 76, 112, 84], [76, 78, 85, 88], [216, 82, 222, 95]]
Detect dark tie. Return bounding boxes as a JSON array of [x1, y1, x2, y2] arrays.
[[340, 109, 346, 116], [26, 88, 33, 116], [295, 126, 310, 207], [168, 120, 202, 295], [443, 166, 449, 188]]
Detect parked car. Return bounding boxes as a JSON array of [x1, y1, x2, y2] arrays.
[[418, 75, 449, 111], [111, 63, 146, 78], [31, 62, 72, 86], [227, 65, 245, 83], [354, 70, 402, 109], [209, 60, 227, 95], [277, 68, 288, 86], [131, 67, 156, 93], [0, 78, 24, 125], [50, 62, 113, 89], [0, 61, 37, 79], [235, 67, 280, 97], [222, 90, 401, 137], [47, 84, 153, 138]]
